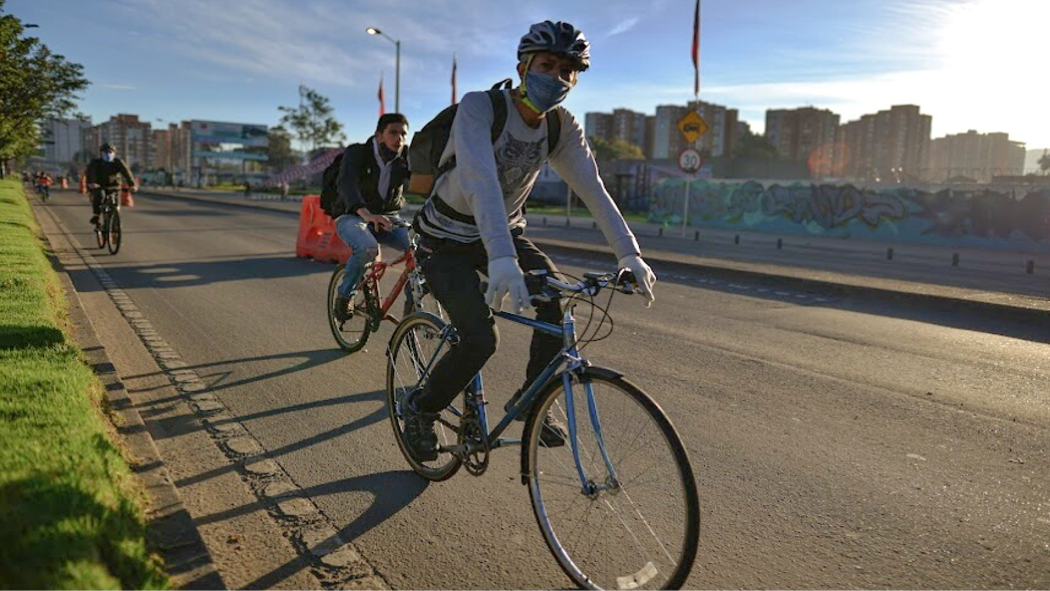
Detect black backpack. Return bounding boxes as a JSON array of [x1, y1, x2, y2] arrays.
[[319, 151, 345, 218], [407, 79, 560, 196]]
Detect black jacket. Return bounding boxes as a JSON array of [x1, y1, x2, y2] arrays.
[[86, 157, 135, 189], [336, 137, 409, 216]]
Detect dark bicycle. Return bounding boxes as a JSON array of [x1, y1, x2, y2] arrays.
[[93, 187, 123, 254]]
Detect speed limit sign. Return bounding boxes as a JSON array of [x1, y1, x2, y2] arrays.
[[678, 148, 702, 174]]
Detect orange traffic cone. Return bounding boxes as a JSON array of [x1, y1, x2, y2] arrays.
[[79, 174, 87, 195]]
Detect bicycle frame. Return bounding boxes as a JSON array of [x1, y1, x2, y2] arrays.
[[411, 304, 620, 492], [359, 246, 416, 324]]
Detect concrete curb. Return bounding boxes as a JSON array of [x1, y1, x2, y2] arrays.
[[141, 188, 1049, 323], [30, 199, 225, 589]]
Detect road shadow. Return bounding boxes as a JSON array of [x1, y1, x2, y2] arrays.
[[66, 254, 333, 292], [547, 245, 1050, 345], [170, 388, 387, 489], [207, 470, 428, 589]]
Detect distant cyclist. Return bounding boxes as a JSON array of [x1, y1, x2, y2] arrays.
[[331, 113, 412, 323], [402, 21, 657, 461], [85, 143, 137, 226]]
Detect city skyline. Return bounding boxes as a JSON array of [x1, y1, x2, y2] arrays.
[[11, 0, 1046, 151]]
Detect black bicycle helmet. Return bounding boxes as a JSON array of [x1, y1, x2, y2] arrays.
[[100, 143, 115, 152], [517, 21, 590, 71]]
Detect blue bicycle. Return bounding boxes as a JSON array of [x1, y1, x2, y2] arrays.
[[386, 269, 700, 590]]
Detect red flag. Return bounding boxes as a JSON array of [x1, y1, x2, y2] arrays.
[[451, 53, 458, 105], [378, 74, 385, 116], [691, 0, 701, 98]]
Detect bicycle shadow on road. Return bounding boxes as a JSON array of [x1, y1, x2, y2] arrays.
[[199, 470, 427, 589]]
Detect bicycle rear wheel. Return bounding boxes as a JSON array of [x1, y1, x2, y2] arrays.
[[106, 210, 121, 254], [327, 266, 372, 353], [386, 312, 461, 481], [525, 368, 699, 590]]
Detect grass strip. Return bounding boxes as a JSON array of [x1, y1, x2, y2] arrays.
[[0, 179, 168, 589]]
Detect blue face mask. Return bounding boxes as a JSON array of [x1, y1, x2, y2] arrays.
[[102, 152, 114, 162], [523, 71, 573, 113]]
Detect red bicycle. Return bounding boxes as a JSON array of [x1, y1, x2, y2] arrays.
[[326, 232, 440, 353]]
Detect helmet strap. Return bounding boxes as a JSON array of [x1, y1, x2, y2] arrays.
[[518, 54, 544, 114]]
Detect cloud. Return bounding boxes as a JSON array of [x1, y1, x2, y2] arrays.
[[101, 83, 137, 91], [607, 17, 639, 37]]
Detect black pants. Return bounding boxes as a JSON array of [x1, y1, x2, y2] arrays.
[[415, 234, 562, 413]]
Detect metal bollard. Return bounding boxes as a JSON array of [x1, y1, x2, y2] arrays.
[[887, 247, 894, 260], [1027, 260, 1035, 274], [694, 230, 700, 241], [777, 238, 783, 250], [734, 234, 740, 245], [951, 253, 959, 267]]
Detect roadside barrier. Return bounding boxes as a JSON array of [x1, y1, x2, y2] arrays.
[[120, 187, 135, 208], [294, 195, 351, 264]]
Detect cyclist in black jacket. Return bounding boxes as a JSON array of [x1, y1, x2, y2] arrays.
[[85, 143, 137, 226], [331, 113, 411, 322]]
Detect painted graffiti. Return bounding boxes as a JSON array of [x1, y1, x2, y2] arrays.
[[650, 179, 1050, 252]]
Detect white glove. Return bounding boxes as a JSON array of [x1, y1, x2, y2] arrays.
[[485, 256, 531, 314], [618, 254, 656, 303]]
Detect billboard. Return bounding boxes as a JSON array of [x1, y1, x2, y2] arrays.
[[191, 120, 269, 147]]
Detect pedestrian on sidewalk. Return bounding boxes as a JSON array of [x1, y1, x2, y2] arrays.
[[244, 180, 252, 199]]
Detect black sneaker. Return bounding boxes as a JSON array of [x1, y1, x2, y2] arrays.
[[403, 393, 439, 462], [89, 215, 99, 225], [333, 295, 352, 323], [538, 414, 568, 448]]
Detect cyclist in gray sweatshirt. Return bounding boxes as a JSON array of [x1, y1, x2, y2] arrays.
[[405, 21, 657, 461]]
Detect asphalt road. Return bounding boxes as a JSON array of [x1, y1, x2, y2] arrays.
[[43, 190, 1050, 589]]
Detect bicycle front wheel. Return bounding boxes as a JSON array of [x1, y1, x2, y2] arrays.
[[526, 368, 699, 590], [386, 312, 461, 481], [106, 210, 121, 254], [95, 216, 106, 249], [327, 266, 372, 353]]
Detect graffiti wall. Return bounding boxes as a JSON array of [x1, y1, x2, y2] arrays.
[[649, 179, 1050, 253]]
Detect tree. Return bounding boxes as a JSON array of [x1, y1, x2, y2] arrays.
[[732, 130, 778, 159], [588, 137, 644, 162], [0, 1, 89, 176], [1039, 149, 1050, 176], [266, 125, 299, 172], [278, 85, 345, 155]]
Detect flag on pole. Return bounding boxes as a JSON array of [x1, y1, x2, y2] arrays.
[[691, 0, 701, 100], [451, 53, 458, 105], [378, 74, 385, 116]]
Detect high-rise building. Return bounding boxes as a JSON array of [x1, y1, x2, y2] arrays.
[[84, 114, 153, 171], [151, 122, 193, 175], [834, 105, 931, 181], [40, 118, 92, 164], [584, 112, 615, 142], [927, 130, 1026, 182], [765, 107, 840, 177], [584, 109, 654, 158], [653, 101, 739, 160], [188, 120, 269, 185]]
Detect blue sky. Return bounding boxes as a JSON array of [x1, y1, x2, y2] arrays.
[[9, 0, 1047, 150]]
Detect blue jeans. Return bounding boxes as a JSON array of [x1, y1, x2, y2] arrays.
[[335, 214, 411, 298]]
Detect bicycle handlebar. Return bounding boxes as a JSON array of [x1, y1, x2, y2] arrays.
[[526, 269, 640, 300]]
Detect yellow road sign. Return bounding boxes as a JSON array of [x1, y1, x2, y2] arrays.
[[677, 110, 708, 143]]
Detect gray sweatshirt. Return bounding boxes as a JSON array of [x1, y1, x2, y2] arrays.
[[415, 89, 640, 261]]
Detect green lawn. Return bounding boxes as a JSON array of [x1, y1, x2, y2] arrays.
[[0, 180, 168, 589]]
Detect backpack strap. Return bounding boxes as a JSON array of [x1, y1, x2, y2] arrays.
[[545, 108, 561, 155], [485, 89, 508, 144]]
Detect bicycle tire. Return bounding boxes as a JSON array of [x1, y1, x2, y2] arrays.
[[95, 215, 106, 249], [386, 311, 462, 481], [106, 210, 121, 254], [327, 266, 372, 353], [525, 367, 700, 590]]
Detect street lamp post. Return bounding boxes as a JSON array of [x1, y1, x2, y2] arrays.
[[366, 27, 400, 113]]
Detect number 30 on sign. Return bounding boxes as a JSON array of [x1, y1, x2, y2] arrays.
[[678, 148, 702, 174]]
